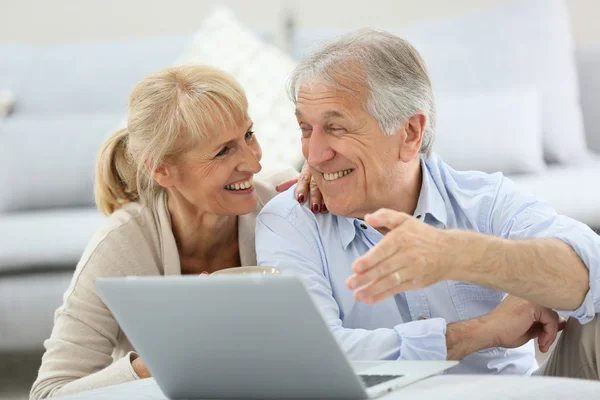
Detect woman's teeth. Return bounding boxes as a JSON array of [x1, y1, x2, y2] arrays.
[[323, 169, 354, 181], [225, 178, 253, 191]]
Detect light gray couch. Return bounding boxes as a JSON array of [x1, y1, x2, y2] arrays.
[[1, 28, 599, 353], [0, 35, 190, 350]]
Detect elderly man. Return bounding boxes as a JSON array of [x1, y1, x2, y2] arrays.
[[256, 29, 600, 378]]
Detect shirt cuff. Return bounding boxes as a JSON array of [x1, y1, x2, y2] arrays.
[[393, 317, 448, 360], [556, 289, 597, 323]]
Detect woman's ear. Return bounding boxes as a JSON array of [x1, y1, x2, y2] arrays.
[[398, 112, 426, 162], [144, 160, 175, 188]]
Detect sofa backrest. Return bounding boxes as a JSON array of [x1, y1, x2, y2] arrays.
[[0, 35, 191, 116], [0, 30, 280, 214]]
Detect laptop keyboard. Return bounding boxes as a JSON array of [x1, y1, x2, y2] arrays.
[[359, 374, 404, 388]]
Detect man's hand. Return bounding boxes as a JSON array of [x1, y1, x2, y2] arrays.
[[276, 160, 327, 213], [131, 356, 152, 379], [446, 295, 565, 360], [347, 208, 452, 303], [347, 207, 589, 311], [482, 296, 566, 352]]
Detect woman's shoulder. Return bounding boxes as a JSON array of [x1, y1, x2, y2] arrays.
[[80, 200, 164, 277]]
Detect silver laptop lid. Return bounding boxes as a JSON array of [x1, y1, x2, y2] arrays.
[[96, 275, 368, 399]]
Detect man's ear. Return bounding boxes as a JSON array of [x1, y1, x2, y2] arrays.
[[144, 160, 175, 188], [398, 112, 426, 162]]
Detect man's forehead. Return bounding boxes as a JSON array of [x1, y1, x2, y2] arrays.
[[296, 83, 362, 119]]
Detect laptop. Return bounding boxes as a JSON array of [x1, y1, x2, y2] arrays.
[[95, 275, 457, 399]]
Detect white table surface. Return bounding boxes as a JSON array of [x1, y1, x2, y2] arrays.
[[55, 374, 600, 399]]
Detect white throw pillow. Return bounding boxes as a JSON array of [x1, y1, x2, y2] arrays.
[[293, 0, 588, 165], [175, 7, 303, 175], [434, 90, 545, 175]]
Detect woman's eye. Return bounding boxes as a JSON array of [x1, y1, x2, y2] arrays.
[[215, 146, 230, 158], [245, 130, 255, 140]]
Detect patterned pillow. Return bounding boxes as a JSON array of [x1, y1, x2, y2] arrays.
[[176, 7, 303, 175]]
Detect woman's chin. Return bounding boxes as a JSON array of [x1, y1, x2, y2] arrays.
[[224, 195, 257, 216]]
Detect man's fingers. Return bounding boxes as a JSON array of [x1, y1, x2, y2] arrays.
[[364, 209, 413, 230], [362, 281, 417, 304], [349, 255, 406, 291], [353, 268, 417, 303], [539, 328, 556, 353], [558, 317, 567, 331], [352, 232, 402, 274]]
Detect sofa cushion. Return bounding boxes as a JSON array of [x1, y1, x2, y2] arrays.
[[292, 0, 588, 165], [0, 208, 105, 272], [0, 35, 190, 115], [576, 45, 600, 155], [0, 271, 73, 350], [175, 7, 304, 175], [435, 89, 545, 174], [0, 113, 122, 212], [509, 159, 600, 229]]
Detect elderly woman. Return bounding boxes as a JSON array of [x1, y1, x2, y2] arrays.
[[30, 65, 320, 399]]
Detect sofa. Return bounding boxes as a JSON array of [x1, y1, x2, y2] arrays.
[[0, 35, 193, 351], [1, 0, 599, 353]]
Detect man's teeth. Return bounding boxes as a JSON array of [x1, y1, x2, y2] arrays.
[[225, 179, 253, 191], [323, 169, 354, 181]]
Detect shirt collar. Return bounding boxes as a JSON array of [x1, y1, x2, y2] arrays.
[[414, 157, 448, 229], [336, 157, 448, 250]]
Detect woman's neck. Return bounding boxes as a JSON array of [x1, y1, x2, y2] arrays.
[[167, 191, 239, 274]]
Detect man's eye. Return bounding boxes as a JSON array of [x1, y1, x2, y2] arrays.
[[245, 130, 255, 140], [215, 147, 230, 158], [300, 126, 312, 137]]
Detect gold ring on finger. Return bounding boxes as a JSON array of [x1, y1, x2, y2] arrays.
[[393, 271, 402, 285]]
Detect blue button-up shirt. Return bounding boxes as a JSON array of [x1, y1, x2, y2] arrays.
[[255, 153, 600, 375]]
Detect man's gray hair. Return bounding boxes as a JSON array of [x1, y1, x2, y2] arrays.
[[288, 29, 436, 155]]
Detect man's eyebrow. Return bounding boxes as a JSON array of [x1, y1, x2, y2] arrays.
[[322, 110, 346, 119], [294, 109, 347, 119]]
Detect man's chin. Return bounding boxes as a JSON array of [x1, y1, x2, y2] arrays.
[[323, 200, 353, 217]]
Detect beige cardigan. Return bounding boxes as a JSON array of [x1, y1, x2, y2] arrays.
[[30, 171, 294, 399]]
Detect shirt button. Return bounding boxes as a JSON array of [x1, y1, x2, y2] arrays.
[[416, 215, 422, 220], [418, 316, 426, 321], [359, 223, 368, 230]]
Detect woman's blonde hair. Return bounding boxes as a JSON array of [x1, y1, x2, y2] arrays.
[[95, 65, 249, 215]]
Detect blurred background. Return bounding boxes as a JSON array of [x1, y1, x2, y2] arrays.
[[1, 1, 599, 399]]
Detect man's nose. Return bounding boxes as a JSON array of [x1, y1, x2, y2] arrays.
[[307, 128, 335, 167]]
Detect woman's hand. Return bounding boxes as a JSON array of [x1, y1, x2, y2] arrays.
[[131, 356, 152, 379], [276, 160, 326, 213]]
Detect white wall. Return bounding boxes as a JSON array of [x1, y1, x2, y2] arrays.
[[1, 0, 599, 48]]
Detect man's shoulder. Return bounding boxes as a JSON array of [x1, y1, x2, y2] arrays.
[[259, 184, 307, 219], [258, 185, 338, 236], [425, 152, 506, 198]]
